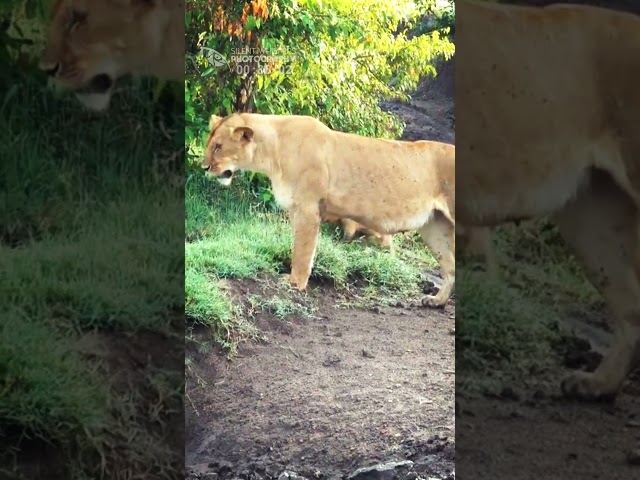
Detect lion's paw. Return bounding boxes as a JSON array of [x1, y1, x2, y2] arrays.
[[280, 273, 307, 292], [421, 295, 447, 310], [560, 370, 618, 403]]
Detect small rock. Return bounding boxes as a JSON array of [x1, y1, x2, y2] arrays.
[[347, 460, 414, 480], [322, 354, 341, 367], [210, 461, 234, 476], [362, 349, 375, 359], [372, 306, 382, 314], [278, 471, 308, 480], [448, 328, 455, 336], [265, 466, 279, 478], [395, 301, 405, 308]]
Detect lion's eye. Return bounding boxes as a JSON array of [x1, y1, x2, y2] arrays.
[[213, 144, 222, 153], [68, 10, 87, 31]]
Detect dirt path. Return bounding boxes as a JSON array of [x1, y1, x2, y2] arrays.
[[186, 279, 455, 479], [456, 314, 640, 479], [457, 378, 640, 479], [380, 57, 455, 145]]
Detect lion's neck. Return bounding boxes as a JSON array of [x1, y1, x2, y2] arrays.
[[247, 123, 281, 179]]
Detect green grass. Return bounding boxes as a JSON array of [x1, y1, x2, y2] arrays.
[[185, 170, 438, 352], [456, 220, 601, 392], [1, 312, 108, 442], [0, 69, 184, 479]]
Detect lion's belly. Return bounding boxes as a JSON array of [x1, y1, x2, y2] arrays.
[[456, 134, 629, 227], [323, 192, 437, 235]]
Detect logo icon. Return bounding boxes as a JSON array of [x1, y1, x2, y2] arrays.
[[201, 48, 229, 68]]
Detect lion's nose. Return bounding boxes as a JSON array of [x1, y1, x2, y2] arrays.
[[39, 61, 60, 76]]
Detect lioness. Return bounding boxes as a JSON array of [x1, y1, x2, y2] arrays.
[[457, 0, 640, 401], [203, 113, 456, 308], [39, 0, 184, 111]]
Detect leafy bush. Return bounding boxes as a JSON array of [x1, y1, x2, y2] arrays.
[[185, 0, 455, 208]]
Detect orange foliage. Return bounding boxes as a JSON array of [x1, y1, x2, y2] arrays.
[[214, 0, 270, 42]]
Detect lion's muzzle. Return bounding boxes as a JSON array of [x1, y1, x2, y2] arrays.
[[76, 74, 114, 95], [202, 162, 234, 185]]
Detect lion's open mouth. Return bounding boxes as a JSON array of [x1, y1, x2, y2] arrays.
[[220, 170, 233, 179], [76, 74, 114, 94]]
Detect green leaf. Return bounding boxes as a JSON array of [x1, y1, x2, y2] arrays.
[[245, 16, 257, 31], [222, 98, 232, 115]]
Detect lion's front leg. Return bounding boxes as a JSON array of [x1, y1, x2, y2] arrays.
[[285, 205, 321, 291], [553, 175, 640, 401]]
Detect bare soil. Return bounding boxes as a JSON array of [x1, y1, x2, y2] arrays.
[[186, 279, 455, 480], [380, 57, 455, 145], [456, 313, 640, 479]]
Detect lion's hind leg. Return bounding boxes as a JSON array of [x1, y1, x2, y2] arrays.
[[339, 218, 359, 242], [419, 211, 455, 309], [460, 226, 497, 279], [553, 171, 640, 401], [339, 218, 394, 252]]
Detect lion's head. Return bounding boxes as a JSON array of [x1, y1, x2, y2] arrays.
[[39, 0, 172, 111], [202, 114, 259, 186]]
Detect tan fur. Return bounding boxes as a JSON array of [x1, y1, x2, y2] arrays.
[[323, 214, 395, 252], [203, 113, 456, 308], [457, 0, 640, 400], [457, 225, 497, 278], [327, 216, 496, 271], [39, 0, 184, 110]]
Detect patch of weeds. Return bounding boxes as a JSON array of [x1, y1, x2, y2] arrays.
[[494, 221, 597, 305], [0, 311, 107, 453], [457, 220, 601, 393], [456, 269, 560, 383], [185, 270, 257, 354], [246, 293, 317, 319]]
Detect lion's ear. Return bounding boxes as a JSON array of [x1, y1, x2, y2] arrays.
[[232, 126, 254, 142], [209, 115, 224, 132]]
